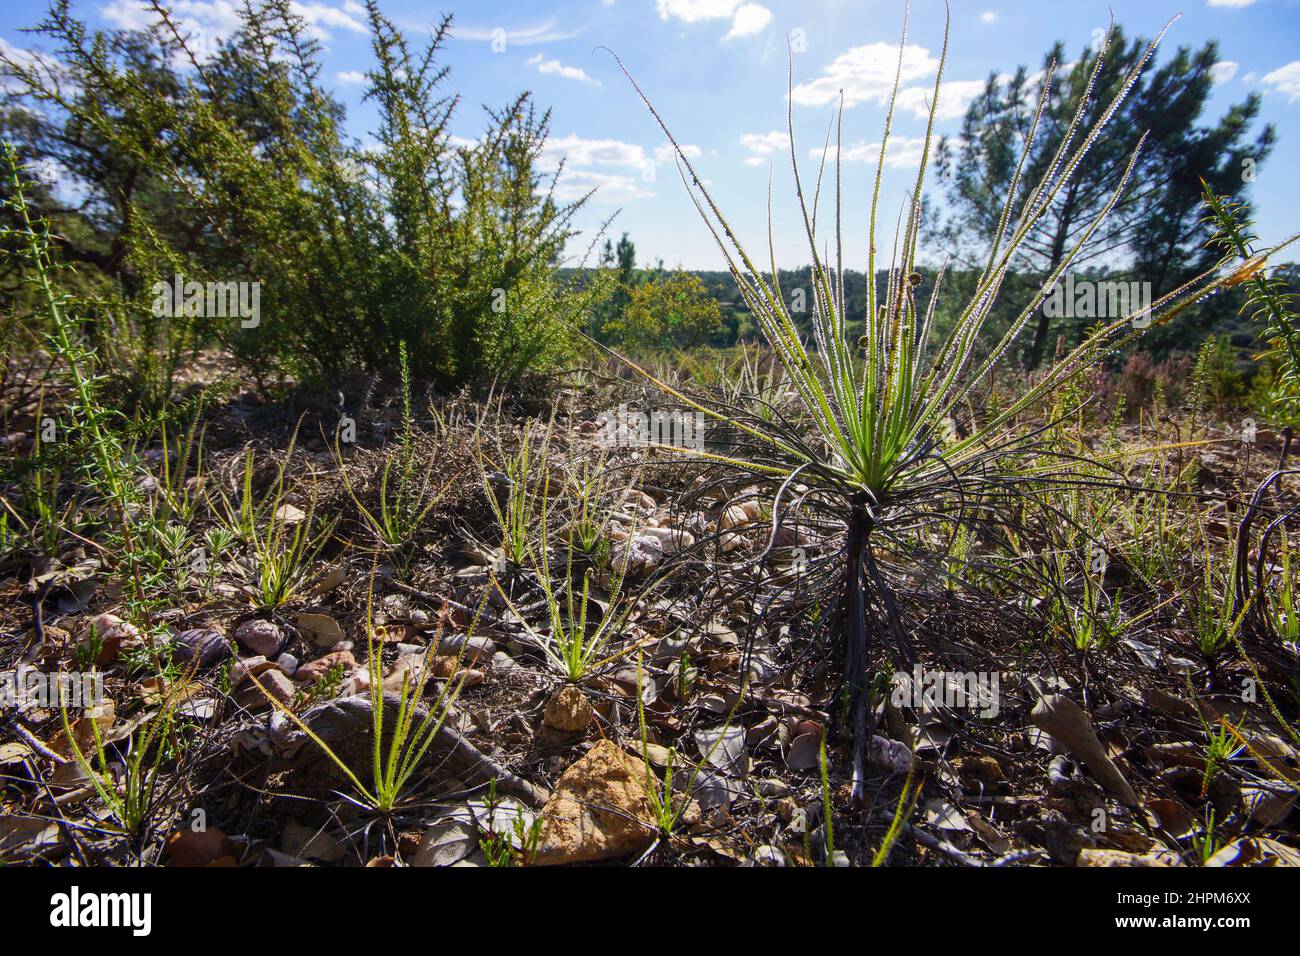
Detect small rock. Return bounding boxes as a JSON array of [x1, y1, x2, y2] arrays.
[[543, 686, 593, 733], [625, 533, 664, 577], [639, 525, 696, 551], [236, 669, 295, 712], [533, 740, 656, 865], [429, 655, 487, 685], [173, 628, 231, 670], [436, 633, 497, 664], [953, 755, 1005, 785], [295, 650, 356, 684], [1077, 848, 1181, 867], [276, 653, 299, 678], [229, 656, 274, 686], [234, 619, 286, 657], [869, 735, 916, 774], [719, 504, 750, 530], [492, 651, 523, 675]]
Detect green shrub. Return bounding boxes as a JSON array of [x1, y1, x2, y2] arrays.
[[606, 272, 724, 351], [1, 0, 606, 393]]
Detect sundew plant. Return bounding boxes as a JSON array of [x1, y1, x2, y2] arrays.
[[611, 4, 1300, 799]]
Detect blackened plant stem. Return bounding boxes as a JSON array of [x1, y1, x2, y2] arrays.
[[844, 501, 872, 804]]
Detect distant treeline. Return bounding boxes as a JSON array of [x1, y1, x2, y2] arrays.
[[563, 262, 1300, 367]]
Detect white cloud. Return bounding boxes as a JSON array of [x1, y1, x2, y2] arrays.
[[979, 11, 999, 23], [739, 130, 790, 165], [99, 0, 162, 30], [656, 0, 742, 24], [724, 4, 773, 40], [539, 134, 659, 203], [549, 169, 653, 203], [1261, 60, 1300, 102], [98, 0, 363, 57], [811, 135, 934, 168], [791, 42, 939, 108], [1210, 60, 1239, 84], [659, 0, 771, 42], [654, 140, 703, 164], [336, 69, 366, 85], [526, 53, 599, 85], [448, 20, 582, 46], [0, 37, 70, 94], [895, 79, 987, 121], [541, 134, 650, 171], [291, 1, 367, 36], [1207, 0, 1257, 7]]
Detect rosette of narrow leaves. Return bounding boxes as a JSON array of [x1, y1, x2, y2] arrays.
[[494, 500, 644, 682], [609, 5, 1300, 799]]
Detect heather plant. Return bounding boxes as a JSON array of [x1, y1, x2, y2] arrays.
[[0, 141, 169, 633], [1, 0, 607, 391], [337, 343, 452, 569], [1203, 184, 1300, 394]]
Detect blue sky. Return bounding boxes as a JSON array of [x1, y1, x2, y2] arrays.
[[3, 0, 1299, 270]]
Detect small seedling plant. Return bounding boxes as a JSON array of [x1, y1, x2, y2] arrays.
[[254, 579, 484, 818]]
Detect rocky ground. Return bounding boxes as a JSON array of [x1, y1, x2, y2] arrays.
[[1, 361, 1299, 868]]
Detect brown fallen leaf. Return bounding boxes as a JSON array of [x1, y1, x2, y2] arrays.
[[166, 826, 237, 867], [1031, 695, 1138, 806], [297, 612, 346, 648], [44, 699, 115, 758]]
